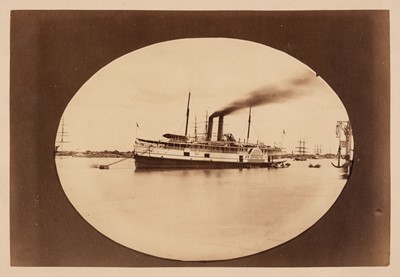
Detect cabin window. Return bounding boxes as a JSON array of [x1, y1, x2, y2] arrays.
[[204, 153, 210, 158], [184, 152, 190, 156]]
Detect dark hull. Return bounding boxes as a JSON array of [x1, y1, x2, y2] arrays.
[[134, 155, 278, 170]]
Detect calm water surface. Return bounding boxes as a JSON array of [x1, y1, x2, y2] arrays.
[[56, 157, 347, 261]]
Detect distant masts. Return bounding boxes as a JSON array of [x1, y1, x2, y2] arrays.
[[60, 118, 65, 143], [315, 144, 323, 154], [194, 116, 198, 140], [296, 139, 307, 156], [201, 110, 209, 140], [56, 117, 70, 152]]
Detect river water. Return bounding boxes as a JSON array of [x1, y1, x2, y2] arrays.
[[55, 157, 347, 261]]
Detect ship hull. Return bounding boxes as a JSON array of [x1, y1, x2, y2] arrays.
[[134, 154, 279, 170]]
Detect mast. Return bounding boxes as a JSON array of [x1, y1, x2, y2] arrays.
[[184, 91, 191, 136], [56, 117, 69, 152], [204, 110, 208, 135], [247, 106, 251, 142], [296, 139, 307, 157], [60, 118, 65, 143], [194, 116, 197, 141]]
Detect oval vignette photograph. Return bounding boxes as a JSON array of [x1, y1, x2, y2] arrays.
[[54, 38, 354, 261]]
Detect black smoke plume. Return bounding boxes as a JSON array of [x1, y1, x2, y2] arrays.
[[210, 73, 316, 118]]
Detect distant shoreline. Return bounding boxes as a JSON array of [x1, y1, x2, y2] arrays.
[[55, 150, 134, 158], [55, 150, 337, 160]]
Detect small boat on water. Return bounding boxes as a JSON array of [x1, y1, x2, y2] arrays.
[[294, 156, 307, 161], [273, 162, 291, 168], [309, 163, 321, 168], [134, 93, 287, 170]]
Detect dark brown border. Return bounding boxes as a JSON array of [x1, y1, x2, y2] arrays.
[[10, 10, 390, 266]]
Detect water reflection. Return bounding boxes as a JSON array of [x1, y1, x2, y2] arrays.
[[56, 157, 347, 261]]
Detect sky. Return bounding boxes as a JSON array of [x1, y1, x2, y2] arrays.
[[57, 38, 349, 153]]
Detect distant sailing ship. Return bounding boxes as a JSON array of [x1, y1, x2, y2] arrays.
[[134, 93, 286, 169], [294, 139, 307, 161], [312, 144, 322, 159], [55, 117, 71, 156]]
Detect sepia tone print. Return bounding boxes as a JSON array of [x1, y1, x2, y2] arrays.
[[10, 10, 389, 266], [55, 38, 352, 261]]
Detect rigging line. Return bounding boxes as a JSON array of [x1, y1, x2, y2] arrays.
[[250, 121, 261, 142], [162, 115, 187, 136]]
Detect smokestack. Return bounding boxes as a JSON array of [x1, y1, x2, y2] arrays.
[[207, 116, 214, 141], [217, 115, 224, 141]]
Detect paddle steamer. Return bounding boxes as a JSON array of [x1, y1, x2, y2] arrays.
[[134, 94, 286, 169]]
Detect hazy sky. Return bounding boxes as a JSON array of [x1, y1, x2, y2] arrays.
[[58, 38, 349, 153]]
